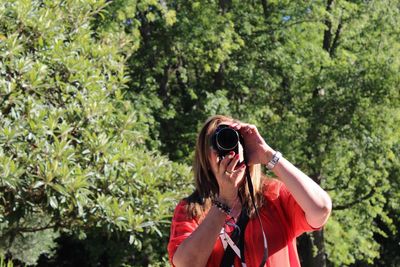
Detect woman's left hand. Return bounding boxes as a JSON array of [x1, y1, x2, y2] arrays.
[[230, 122, 274, 165]]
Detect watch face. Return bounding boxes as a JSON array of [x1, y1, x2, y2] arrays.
[[267, 152, 282, 169]]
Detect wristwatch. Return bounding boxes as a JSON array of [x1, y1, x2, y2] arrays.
[[266, 151, 282, 170]]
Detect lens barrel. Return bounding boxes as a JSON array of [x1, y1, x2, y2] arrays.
[[212, 125, 239, 157]]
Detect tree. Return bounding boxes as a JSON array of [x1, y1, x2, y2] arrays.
[[124, 0, 400, 266], [0, 0, 191, 265]]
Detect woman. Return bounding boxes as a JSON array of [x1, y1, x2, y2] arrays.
[[168, 115, 332, 267]]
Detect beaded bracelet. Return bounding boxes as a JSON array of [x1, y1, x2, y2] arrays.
[[212, 199, 232, 215]]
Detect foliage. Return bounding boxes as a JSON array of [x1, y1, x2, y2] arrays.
[[0, 213, 58, 265], [124, 0, 400, 266], [0, 256, 14, 267], [0, 0, 192, 265]]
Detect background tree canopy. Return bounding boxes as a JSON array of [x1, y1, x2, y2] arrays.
[[0, 0, 399, 266]]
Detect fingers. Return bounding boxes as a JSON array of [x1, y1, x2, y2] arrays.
[[230, 122, 258, 135], [225, 153, 240, 173], [218, 152, 245, 178], [215, 151, 246, 205], [218, 152, 236, 173], [218, 151, 242, 176]]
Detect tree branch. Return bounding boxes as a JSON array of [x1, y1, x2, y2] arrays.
[[15, 224, 58, 233], [325, 175, 352, 192], [219, 0, 231, 14], [322, 0, 334, 52], [260, 0, 269, 20], [333, 188, 375, 210], [329, 18, 342, 57], [280, 18, 319, 29], [212, 63, 225, 90], [175, 68, 186, 93], [159, 65, 170, 101]]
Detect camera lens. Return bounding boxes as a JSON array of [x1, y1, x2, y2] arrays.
[[211, 125, 239, 157], [216, 128, 239, 151]]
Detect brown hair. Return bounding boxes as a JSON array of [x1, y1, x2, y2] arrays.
[[185, 115, 267, 219]]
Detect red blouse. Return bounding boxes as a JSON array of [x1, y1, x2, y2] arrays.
[[168, 180, 321, 267]]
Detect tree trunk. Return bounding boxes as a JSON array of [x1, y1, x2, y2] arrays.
[[297, 173, 327, 266], [299, 2, 338, 266], [298, 229, 327, 267]]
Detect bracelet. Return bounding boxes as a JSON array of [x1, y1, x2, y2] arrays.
[[212, 199, 232, 215]]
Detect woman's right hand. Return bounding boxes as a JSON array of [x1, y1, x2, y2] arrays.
[[209, 150, 246, 207]]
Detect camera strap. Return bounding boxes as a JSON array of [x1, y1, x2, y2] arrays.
[[220, 137, 268, 267], [220, 208, 249, 267], [244, 165, 268, 267], [242, 135, 268, 267]]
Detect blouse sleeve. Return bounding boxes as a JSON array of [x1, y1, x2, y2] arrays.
[[167, 200, 198, 265], [278, 182, 322, 237]]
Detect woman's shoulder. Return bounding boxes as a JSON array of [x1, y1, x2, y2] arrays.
[[172, 199, 190, 221], [261, 178, 285, 201], [172, 192, 204, 223]]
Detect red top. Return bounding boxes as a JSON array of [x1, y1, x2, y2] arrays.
[[167, 180, 321, 267]]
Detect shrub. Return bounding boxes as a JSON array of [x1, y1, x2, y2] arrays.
[[0, 0, 192, 265]]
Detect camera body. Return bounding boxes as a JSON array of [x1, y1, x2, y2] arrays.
[[211, 124, 241, 158]]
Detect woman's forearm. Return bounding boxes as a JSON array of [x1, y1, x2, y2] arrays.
[[265, 149, 332, 228], [172, 206, 226, 267]]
